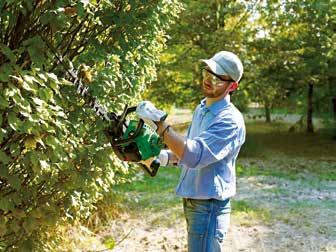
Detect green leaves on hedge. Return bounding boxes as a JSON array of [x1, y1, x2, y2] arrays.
[[0, 43, 16, 63], [0, 0, 182, 249], [0, 150, 10, 164]]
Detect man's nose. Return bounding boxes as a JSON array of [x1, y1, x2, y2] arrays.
[[203, 79, 211, 85]]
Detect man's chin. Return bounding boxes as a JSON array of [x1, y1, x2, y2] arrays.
[[202, 89, 217, 98]]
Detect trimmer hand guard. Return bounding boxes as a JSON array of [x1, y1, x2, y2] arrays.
[[104, 105, 163, 176]]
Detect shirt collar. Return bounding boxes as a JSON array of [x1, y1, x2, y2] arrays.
[[200, 96, 231, 115]]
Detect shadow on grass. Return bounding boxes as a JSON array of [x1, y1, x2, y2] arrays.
[[237, 122, 336, 181], [240, 121, 336, 159]]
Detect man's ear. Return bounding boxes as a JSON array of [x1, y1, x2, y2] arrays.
[[228, 82, 238, 92]]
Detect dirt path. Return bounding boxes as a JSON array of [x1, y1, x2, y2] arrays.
[[98, 173, 335, 252], [102, 214, 267, 252]]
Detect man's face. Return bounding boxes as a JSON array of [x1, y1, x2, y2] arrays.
[[201, 68, 233, 98]]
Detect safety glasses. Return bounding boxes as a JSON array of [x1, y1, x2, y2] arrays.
[[202, 68, 234, 86]]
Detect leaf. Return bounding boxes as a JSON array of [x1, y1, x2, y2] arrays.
[[40, 11, 54, 25], [45, 135, 58, 149], [39, 160, 50, 170], [0, 128, 6, 143], [9, 221, 20, 234], [9, 142, 21, 157], [76, 2, 86, 17], [25, 37, 46, 68], [37, 73, 48, 82], [4, 83, 19, 97], [0, 43, 16, 63], [0, 197, 15, 212], [31, 97, 44, 106], [7, 175, 21, 190], [21, 239, 34, 251], [9, 75, 24, 87], [0, 220, 7, 236], [61, 78, 73, 86], [23, 217, 37, 234], [22, 80, 38, 93], [12, 93, 32, 113], [46, 73, 59, 83], [24, 136, 37, 150], [8, 112, 22, 131], [29, 152, 40, 174], [23, 75, 34, 84], [0, 150, 10, 164], [35, 136, 46, 149], [21, 120, 36, 134], [0, 94, 9, 109], [0, 63, 14, 82], [19, 111, 31, 118], [38, 88, 54, 102], [64, 7, 77, 16]]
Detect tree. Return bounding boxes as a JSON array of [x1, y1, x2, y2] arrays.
[[0, 0, 181, 250], [145, 0, 258, 112], [248, 0, 336, 131]]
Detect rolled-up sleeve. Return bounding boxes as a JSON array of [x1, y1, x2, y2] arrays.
[[180, 120, 238, 169]]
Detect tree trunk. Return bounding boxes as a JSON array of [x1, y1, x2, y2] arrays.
[[332, 97, 336, 139], [307, 83, 314, 133], [265, 100, 271, 123], [332, 97, 336, 120]]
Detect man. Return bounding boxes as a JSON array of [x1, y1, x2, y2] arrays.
[[139, 51, 246, 251]]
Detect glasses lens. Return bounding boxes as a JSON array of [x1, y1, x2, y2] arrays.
[[202, 69, 223, 86], [202, 69, 209, 79]]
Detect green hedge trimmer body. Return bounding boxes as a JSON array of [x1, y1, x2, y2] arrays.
[[64, 61, 163, 176]]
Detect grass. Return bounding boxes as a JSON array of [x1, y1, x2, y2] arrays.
[[271, 199, 336, 232], [241, 121, 336, 158], [108, 121, 335, 221], [64, 121, 336, 251], [113, 167, 181, 212], [238, 121, 336, 181], [231, 200, 272, 226]]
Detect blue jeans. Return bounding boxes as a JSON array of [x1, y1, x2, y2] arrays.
[[183, 198, 231, 252]]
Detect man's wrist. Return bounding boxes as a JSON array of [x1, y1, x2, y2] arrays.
[[156, 121, 170, 138], [156, 121, 165, 134]]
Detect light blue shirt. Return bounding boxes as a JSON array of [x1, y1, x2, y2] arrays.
[[176, 96, 245, 200]]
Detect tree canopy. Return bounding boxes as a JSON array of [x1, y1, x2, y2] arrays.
[[145, 0, 336, 132]]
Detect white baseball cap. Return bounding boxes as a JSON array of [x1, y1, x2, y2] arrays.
[[201, 51, 243, 82]]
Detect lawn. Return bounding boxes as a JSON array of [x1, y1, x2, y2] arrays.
[[64, 121, 336, 251]]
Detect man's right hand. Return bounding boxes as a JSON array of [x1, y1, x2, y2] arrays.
[[136, 101, 167, 123]]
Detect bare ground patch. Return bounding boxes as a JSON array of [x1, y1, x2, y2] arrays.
[[93, 169, 335, 252]]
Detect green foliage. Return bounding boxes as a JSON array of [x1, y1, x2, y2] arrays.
[[248, 0, 336, 125], [145, 0, 254, 110], [147, 0, 336, 131], [0, 0, 182, 250]]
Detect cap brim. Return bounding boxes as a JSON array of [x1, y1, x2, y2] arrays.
[[200, 59, 229, 76]]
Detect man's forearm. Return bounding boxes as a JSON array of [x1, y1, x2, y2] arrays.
[[157, 122, 186, 159]]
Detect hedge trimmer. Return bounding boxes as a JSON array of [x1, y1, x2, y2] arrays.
[[42, 40, 165, 177]]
